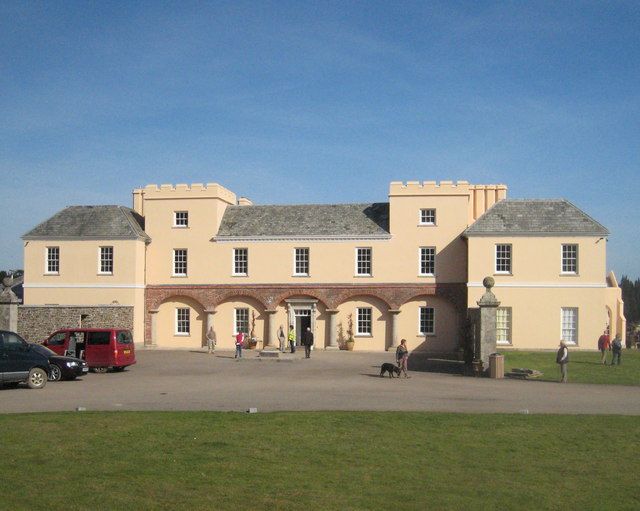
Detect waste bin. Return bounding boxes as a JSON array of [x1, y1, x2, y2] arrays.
[[489, 353, 504, 379]]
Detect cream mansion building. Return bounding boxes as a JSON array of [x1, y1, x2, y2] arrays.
[[21, 181, 625, 353]]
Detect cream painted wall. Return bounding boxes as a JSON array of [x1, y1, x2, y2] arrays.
[[23, 239, 147, 343], [467, 236, 607, 284], [397, 295, 460, 353], [156, 296, 207, 349], [467, 286, 608, 350]]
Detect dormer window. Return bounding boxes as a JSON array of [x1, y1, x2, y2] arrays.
[[174, 211, 189, 228], [419, 208, 436, 226]]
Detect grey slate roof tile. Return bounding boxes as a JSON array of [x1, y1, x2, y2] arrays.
[[464, 199, 609, 236], [216, 203, 390, 238], [23, 206, 149, 240]]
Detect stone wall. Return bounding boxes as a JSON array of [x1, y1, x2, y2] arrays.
[[17, 305, 134, 343]]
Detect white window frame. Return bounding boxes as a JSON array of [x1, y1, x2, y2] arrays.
[[355, 247, 372, 277], [293, 247, 310, 276], [234, 308, 249, 335], [175, 308, 190, 336], [561, 307, 579, 346], [233, 248, 248, 276], [356, 307, 372, 336], [419, 208, 436, 226], [98, 246, 114, 275], [496, 307, 512, 345], [45, 246, 60, 274], [173, 211, 189, 228], [495, 244, 512, 274], [419, 306, 435, 336], [419, 247, 436, 276], [561, 244, 578, 275], [172, 249, 188, 277]]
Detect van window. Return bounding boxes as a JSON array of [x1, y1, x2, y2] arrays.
[[87, 332, 110, 345], [116, 331, 133, 344], [48, 332, 67, 346]]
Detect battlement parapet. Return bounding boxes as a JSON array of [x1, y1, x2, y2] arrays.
[[132, 182, 238, 214]]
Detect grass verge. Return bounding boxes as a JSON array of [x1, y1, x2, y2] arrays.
[[502, 349, 640, 385], [1, 411, 639, 510]]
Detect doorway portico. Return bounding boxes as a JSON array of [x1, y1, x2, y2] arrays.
[[286, 298, 318, 348]]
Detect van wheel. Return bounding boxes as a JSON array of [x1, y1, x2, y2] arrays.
[[49, 364, 62, 382], [93, 367, 108, 373], [27, 368, 47, 389]]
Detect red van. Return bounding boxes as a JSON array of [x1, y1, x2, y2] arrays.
[[43, 329, 136, 373]]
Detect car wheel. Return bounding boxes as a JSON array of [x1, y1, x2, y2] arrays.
[[93, 367, 108, 373], [49, 364, 62, 382], [27, 367, 47, 389]]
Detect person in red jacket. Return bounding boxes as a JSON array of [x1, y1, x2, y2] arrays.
[[597, 330, 610, 365]]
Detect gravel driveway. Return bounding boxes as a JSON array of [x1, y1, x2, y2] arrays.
[[2, 349, 639, 415]]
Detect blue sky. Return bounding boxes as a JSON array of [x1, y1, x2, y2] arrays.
[[1, 1, 638, 278]]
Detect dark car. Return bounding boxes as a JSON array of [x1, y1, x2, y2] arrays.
[[0, 330, 50, 389], [29, 343, 88, 381]]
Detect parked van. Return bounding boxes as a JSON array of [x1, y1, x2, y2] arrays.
[[43, 329, 136, 372], [0, 330, 50, 389]]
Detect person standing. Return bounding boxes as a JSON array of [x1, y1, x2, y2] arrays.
[[611, 334, 623, 365], [396, 339, 410, 378], [556, 341, 569, 383], [235, 331, 244, 359], [206, 326, 216, 354], [302, 327, 314, 358], [277, 325, 286, 353], [287, 325, 296, 353], [597, 330, 610, 365]]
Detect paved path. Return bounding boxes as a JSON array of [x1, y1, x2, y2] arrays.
[[2, 349, 639, 415]]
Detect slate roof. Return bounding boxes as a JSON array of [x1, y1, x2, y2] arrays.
[[23, 206, 149, 241], [464, 199, 609, 237], [215, 203, 390, 239]]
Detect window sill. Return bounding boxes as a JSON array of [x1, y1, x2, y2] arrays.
[[97, 272, 113, 276], [494, 272, 512, 276], [417, 223, 436, 227], [232, 274, 248, 277], [417, 333, 436, 337], [172, 225, 189, 229], [292, 274, 310, 278], [496, 341, 512, 346], [172, 274, 188, 278], [418, 274, 435, 278], [175, 333, 190, 337], [355, 334, 372, 338], [44, 272, 60, 276], [354, 274, 373, 278], [559, 272, 579, 277]]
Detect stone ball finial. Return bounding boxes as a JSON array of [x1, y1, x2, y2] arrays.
[[482, 276, 495, 290]]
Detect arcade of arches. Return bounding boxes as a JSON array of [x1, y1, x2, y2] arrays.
[[146, 284, 466, 352]]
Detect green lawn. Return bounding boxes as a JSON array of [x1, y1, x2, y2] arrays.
[[501, 349, 640, 385], [1, 412, 639, 510]]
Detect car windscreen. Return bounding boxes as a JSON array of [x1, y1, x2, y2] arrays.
[[116, 331, 133, 344], [30, 343, 56, 356]]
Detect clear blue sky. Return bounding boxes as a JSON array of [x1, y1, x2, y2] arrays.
[[1, 1, 638, 278]]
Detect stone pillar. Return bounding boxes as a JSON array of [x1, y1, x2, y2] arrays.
[[0, 288, 20, 332], [264, 309, 278, 349], [147, 309, 159, 347], [476, 277, 500, 371], [326, 309, 339, 350], [388, 309, 401, 351]]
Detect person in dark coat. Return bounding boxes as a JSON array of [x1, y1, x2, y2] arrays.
[[556, 341, 569, 383], [302, 327, 314, 358]]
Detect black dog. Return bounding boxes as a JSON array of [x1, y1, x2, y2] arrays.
[[380, 363, 401, 378]]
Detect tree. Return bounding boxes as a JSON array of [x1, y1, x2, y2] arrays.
[[620, 275, 640, 327]]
